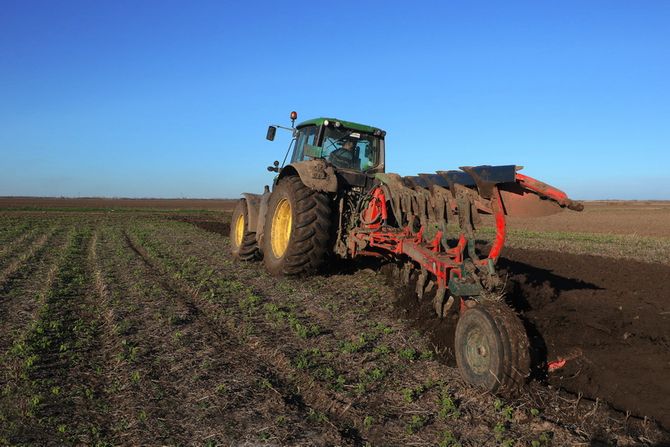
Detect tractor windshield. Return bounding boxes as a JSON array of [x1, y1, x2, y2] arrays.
[[321, 127, 381, 172]]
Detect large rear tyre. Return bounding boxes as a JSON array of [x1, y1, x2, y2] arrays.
[[230, 199, 260, 261], [262, 176, 331, 275], [455, 301, 530, 395]]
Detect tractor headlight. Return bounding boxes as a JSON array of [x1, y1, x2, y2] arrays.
[[323, 120, 330, 126]]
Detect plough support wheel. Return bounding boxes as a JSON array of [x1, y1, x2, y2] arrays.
[[455, 301, 530, 395]]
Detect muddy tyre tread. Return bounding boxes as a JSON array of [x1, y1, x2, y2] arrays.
[[230, 200, 260, 261], [455, 300, 530, 396], [263, 176, 331, 276], [487, 301, 530, 395]]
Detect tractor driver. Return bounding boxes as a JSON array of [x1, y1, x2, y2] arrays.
[[329, 139, 358, 170]]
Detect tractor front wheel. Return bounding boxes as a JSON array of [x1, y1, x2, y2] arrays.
[[262, 176, 331, 275], [455, 301, 530, 395], [230, 199, 260, 260]]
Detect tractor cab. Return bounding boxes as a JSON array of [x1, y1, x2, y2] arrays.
[[267, 114, 386, 174], [292, 118, 386, 173]]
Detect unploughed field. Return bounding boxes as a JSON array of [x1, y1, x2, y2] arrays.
[[0, 198, 669, 446]]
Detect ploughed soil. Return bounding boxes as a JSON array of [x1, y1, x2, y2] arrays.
[[399, 245, 670, 431], [499, 248, 670, 430], [172, 216, 232, 235]]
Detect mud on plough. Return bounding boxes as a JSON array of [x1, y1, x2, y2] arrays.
[[234, 114, 584, 395], [339, 165, 582, 393], [351, 165, 582, 317]]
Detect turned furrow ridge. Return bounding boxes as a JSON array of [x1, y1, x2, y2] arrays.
[[92, 227, 203, 443]]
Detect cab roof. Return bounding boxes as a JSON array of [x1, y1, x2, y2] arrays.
[[296, 117, 384, 134]]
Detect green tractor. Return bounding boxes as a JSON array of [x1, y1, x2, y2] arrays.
[[231, 111, 583, 394], [230, 111, 387, 275]]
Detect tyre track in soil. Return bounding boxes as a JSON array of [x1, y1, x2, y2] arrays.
[[0, 226, 59, 289], [124, 229, 364, 446], [0, 226, 72, 358], [90, 225, 221, 445], [87, 227, 153, 446], [95, 225, 261, 444]]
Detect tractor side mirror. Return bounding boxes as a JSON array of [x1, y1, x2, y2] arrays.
[[266, 126, 277, 141], [267, 160, 280, 172]]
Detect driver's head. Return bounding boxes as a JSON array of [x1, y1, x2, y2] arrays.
[[342, 140, 355, 151]]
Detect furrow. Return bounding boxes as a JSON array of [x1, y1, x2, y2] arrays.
[[89, 226, 198, 444], [86, 227, 157, 446]]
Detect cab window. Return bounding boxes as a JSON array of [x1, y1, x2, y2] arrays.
[[291, 126, 317, 163], [322, 127, 381, 171]]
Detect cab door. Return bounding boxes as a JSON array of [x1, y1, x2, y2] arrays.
[[291, 125, 318, 163]]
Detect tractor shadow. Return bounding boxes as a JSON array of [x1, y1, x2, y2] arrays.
[[497, 256, 604, 312], [321, 256, 386, 276], [497, 256, 603, 382], [172, 216, 231, 236]]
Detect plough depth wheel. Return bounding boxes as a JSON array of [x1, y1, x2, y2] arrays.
[[455, 301, 530, 395]]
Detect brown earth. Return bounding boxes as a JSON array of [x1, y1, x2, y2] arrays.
[[389, 246, 670, 431], [506, 200, 670, 238], [499, 248, 670, 430]]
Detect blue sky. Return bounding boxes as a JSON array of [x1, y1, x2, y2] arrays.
[[1, 0, 668, 199]]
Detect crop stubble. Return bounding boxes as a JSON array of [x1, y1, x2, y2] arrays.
[[0, 208, 668, 446]]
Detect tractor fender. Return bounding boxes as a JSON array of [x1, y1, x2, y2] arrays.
[[241, 190, 271, 246], [241, 193, 262, 232], [279, 160, 338, 193], [255, 190, 271, 247]]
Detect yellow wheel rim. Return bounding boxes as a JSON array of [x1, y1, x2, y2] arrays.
[[234, 213, 245, 247], [271, 198, 292, 258]]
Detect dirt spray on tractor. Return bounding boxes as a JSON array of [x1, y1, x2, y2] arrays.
[[231, 111, 583, 395]]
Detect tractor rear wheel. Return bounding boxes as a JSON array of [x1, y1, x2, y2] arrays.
[[455, 301, 530, 395], [230, 199, 259, 260], [262, 176, 331, 275]]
